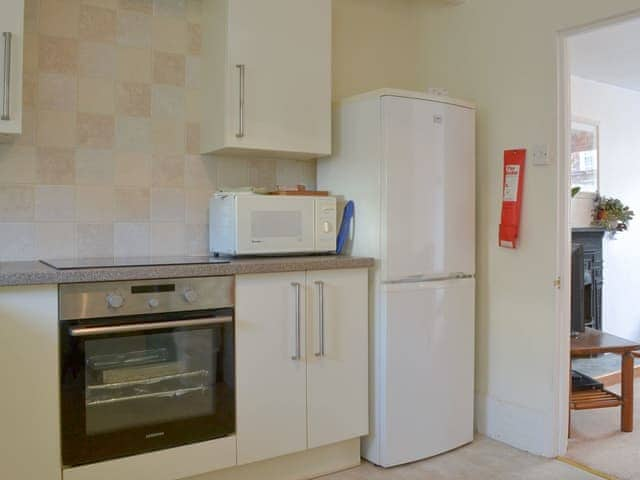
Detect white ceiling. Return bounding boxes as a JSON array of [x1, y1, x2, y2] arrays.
[[570, 16, 640, 92]]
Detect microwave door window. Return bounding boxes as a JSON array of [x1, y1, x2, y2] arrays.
[[251, 210, 303, 240]]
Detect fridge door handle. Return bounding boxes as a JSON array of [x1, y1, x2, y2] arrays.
[[384, 273, 474, 285]]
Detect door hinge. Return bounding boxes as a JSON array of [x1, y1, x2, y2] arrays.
[[554, 276, 561, 289]]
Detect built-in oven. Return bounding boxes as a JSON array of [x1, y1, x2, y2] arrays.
[[59, 276, 235, 467]]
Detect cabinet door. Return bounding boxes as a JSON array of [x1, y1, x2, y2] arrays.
[[226, 0, 331, 157], [0, 0, 23, 138], [306, 268, 369, 449], [235, 272, 308, 464]]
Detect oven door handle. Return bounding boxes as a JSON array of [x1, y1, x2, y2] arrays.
[[69, 316, 233, 337]]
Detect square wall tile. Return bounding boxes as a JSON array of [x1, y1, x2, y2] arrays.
[[76, 186, 114, 222], [117, 82, 151, 117], [185, 155, 217, 188], [188, 23, 201, 55], [36, 223, 76, 259], [185, 188, 210, 225], [115, 116, 152, 152], [153, 52, 185, 86], [15, 109, 37, 147], [185, 123, 199, 155], [35, 186, 75, 221], [151, 188, 184, 222], [152, 117, 185, 155], [186, 223, 207, 256], [23, 72, 38, 109], [79, 5, 117, 42], [0, 186, 35, 221], [78, 77, 115, 114], [0, 223, 36, 261], [82, 0, 118, 9], [114, 151, 151, 186], [77, 223, 114, 257], [117, 46, 152, 83], [39, 0, 80, 39], [151, 222, 185, 256], [118, 0, 152, 14], [75, 148, 115, 185], [186, 0, 202, 23], [0, 145, 38, 184], [154, 0, 186, 17], [78, 41, 116, 78], [39, 36, 78, 75], [23, 33, 39, 73], [77, 113, 116, 149], [37, 111, 77, 148], [117, 10, 151, 47], [151, 84, 185, 120], [114, 222, 150, 257], [152, 154, 184, 187], [38, 73, 78, 112], [152, 15, 187, 54], [217, 157, 248, 189], [114, 187, 150, 221], [36, 147, 76, 184]]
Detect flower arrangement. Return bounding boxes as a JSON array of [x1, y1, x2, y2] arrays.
[[592, 195, 634, 233]]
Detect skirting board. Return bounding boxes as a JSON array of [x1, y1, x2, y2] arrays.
[[189, 439, 361, 480], [475, 393, 555, 457]]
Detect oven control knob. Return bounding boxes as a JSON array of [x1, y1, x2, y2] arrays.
[[106, 293, 125, 309], [183, 288, 198, 304], [148, 298, 160, 309]]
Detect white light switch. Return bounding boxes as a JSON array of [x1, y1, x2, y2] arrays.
[[531, 144, 551, 166]]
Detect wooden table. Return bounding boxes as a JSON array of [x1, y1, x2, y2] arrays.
[[570, 328, 640, 432]]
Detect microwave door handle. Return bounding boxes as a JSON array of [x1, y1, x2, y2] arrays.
[[69, 316, 233, 337]]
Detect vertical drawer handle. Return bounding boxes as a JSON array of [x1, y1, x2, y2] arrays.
[[2, 32, 12, 121], [315, 281, 325, 357], [291, 282, 301, 360], [236, 64, 245, 138]]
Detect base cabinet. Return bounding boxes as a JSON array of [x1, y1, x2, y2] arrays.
[[236, 268, 368, 465]]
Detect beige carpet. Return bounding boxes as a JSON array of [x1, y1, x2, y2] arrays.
[[568, 379, 640, 479], [321, 436, 601, 480]]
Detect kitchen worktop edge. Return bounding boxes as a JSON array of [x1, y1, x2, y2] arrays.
[[0, 256, 375, 287]]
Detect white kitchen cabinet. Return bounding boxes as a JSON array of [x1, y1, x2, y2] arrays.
[[235, 268, 368, 464], [0, 286, 60, 480], [306, 269, 369, 449], [235, 271, 308, 465], [201, 0, 331, 160], [0, 0, 23, 140]]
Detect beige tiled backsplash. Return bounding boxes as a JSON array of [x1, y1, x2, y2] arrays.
[[0, 0, 316, 261]]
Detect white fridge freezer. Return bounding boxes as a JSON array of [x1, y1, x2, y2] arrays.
[[376, 277, 475, 467], [317, 89, 476, 467]]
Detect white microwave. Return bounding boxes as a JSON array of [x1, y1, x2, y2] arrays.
[[209, 193, 337, 256]]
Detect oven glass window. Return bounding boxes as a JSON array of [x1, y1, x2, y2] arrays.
[[84, 326, 234, 436]]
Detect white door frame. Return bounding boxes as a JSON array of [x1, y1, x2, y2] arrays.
[[553, 9, 640, 457]]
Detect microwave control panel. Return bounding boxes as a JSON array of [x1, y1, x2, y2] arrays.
[[316, 197, 337, 252]]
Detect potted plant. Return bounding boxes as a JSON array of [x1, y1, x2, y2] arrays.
[[592, 195, 635, 234]]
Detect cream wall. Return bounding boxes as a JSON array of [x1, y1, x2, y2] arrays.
[[332, 0, 421, 100], [415, 0, 640, 456]]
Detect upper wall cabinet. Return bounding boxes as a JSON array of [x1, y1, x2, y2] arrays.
[[201, 0, 332, 160], [0, 0, 24, 141]]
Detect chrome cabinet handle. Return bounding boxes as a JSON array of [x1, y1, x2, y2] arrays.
[[235, 64, 245, 138], [315, 281, 325, 357], [70, 316, 233, 337], [291, 282, 301, 360], [2, 32, 12, 121]]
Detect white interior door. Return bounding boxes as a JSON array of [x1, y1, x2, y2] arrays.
[[306, 269, 369, 449], [235, 272, 307, 464], [381, 96, 475, 281], [380, 278, 475, 467]]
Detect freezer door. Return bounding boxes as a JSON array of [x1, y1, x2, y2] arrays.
[[381, 95, 475, 281], [379, 278, 474, 467]]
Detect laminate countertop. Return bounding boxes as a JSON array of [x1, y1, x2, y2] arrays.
[[0, 256, 375, 287]]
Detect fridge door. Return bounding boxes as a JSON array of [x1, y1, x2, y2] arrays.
[[379, 277, 474, 467], [381, 95, 475, 282]]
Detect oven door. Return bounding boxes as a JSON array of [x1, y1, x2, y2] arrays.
[[236, 195, 316, 254], [60, 309, 235, 467]]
